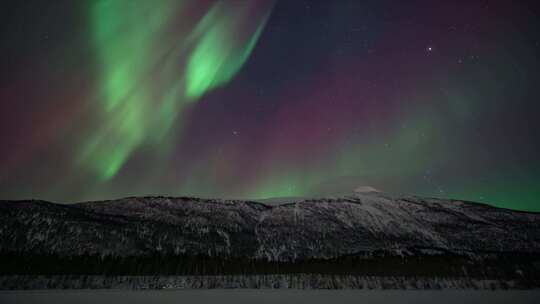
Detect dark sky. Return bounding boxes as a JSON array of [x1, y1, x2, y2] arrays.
[[1, 0, 539, 210]]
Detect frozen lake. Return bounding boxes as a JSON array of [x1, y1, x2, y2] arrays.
[[1, 290, 539, 304]]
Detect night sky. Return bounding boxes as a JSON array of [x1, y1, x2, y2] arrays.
[[1, 0, 539, 210]]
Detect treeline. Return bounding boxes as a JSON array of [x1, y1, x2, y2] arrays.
[[1, 252, 539, 280]]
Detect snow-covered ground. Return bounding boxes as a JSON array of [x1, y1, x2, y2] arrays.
[[1, 289, 539, 304]]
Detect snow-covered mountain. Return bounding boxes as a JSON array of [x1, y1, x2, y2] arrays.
[[1, 192, 539, 260]]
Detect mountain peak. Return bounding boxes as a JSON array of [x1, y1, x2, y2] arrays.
[[353, 186, 381, 193]]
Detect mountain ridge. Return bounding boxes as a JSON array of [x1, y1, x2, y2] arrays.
[[2, 193, 540, 289], [2, 192, 536, 214], [2, 193, 540, 260]]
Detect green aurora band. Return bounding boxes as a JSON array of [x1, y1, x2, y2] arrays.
[[81, 0, 273, 180]]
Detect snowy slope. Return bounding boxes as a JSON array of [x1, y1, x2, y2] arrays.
[[1, 193, 539, 260]]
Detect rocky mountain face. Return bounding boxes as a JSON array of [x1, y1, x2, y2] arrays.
[[1, 193, 539, 260]]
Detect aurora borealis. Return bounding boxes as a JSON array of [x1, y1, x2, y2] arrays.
[[83, 0, 273, 180], [1, 1, 539, 210]]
